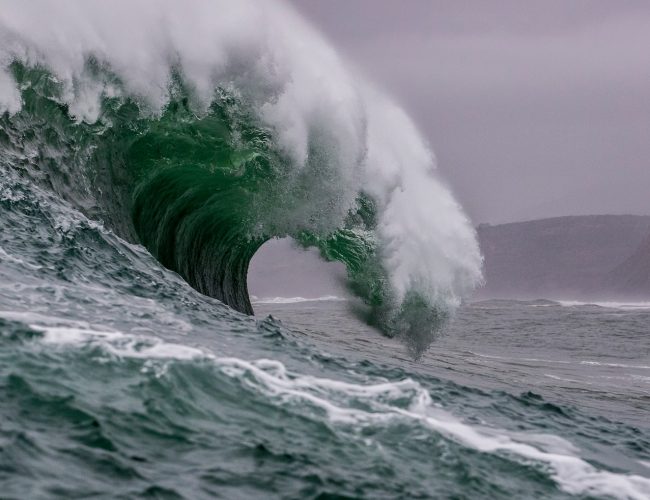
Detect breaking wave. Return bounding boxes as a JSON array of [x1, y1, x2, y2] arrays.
[[0, 0, 482, 353]]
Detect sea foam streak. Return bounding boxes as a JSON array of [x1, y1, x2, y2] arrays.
[[558, 300, 650, 310], [29, 324, 650, 500], [0, 0, 482, 350]]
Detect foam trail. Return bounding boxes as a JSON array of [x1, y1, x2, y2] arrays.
[[218, 358, 650, 500], [559, 300, 650, 310]]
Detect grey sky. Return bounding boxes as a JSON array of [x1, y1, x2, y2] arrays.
[[290, 0, 650, 224]]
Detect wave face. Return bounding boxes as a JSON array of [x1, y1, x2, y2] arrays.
[[0, 0, 482, 352]]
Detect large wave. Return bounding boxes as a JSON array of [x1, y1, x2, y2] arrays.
[[0, 0, 482, 355]]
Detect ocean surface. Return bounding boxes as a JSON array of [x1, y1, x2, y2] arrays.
[[1, 2, 649, 498], [1, 168, 650, 498]]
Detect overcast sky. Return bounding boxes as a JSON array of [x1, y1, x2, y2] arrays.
[[290, 0, 650, 224]]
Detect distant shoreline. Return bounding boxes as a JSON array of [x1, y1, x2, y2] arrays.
[[476, 214, 650, 299]]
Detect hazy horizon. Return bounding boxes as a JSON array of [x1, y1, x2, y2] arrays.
[[291, 0, 650, 225]]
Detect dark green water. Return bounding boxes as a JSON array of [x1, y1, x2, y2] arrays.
[[1, 164, 650, 499]]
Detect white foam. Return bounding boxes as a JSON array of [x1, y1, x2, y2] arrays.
[[0, 310, 96, 328], [469, 351, 572, 365], [32, 325, 206, 360], [0, 246, 42, 270], [580, 361, 650, 370], [544, 373, 585, 384], [217, 358, 650, 500], [559, 300, 650, 311], [0, 308, 202, 360], [362, 87, 483, 305]]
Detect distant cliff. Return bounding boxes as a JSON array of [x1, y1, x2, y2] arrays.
[[476, 215, 650, 299]]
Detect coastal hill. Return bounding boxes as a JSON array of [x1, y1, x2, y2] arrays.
[[476, 215, 650, 299], [607, 233, 650, 295]]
